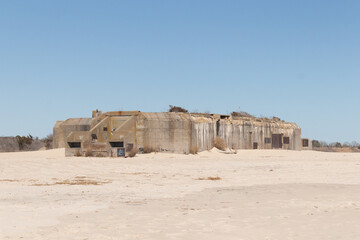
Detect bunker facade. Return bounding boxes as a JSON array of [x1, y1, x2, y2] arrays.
[[53, 110, 309, 157]]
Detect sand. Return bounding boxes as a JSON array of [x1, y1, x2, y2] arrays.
[[1, 149, 360, 239]]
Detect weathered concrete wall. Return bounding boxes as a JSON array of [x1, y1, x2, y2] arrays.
[[136, 113, 302, 153], [301, 138, 312, 150], [112, 116, 137, 150], [136, 113, 192, 153], [53, 121, 64, 148], [191, 118, 301, 151], [55, 111, 302, 157], [192, 117, 216, 151], [64, 115, 137, 157], [53, 119, 91, 148]]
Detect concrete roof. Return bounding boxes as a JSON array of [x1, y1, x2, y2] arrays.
[[62, 118, 92, 126]]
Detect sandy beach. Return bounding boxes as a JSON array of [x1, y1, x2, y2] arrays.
[[1, 149, 360, 239]]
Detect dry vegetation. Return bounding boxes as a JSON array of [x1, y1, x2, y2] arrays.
[[16, 135, 34, 150], [312, 140, 360, 152], [189, 145, 198, 154], [74, 150, 82, 157], [143, 144, 158, 153], [169, 105, 188, 113], [95, 152, 107, 157], [54, 178, 109, 185], [0, 179, 20, 182], [0, 134, 52, 152], [196, 176, 222, 181], [32, 177, 111, 186], [0, 137, 19, 152], [128, 147, 138, 157], [214, 137, 226, 151], [42, 134, 53, 149], [313, 147, 360, 153], [231, 111, 254, 118], [84, 149, 93, 157]]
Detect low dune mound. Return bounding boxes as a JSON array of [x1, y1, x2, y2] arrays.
[[0, 148, 65, 158]]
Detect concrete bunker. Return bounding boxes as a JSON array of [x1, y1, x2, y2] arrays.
[[53, 110, 307, 157]]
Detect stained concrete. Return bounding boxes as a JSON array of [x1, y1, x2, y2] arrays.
[[53, 111, 303, 157]]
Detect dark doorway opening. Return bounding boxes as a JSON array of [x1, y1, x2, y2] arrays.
[[216, 120, 220, 136], [272, 134, 282, 149], [253, 142, 258, 149]]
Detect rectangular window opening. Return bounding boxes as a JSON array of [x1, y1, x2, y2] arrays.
[[283, 137, 290, 144], [103, 127, 108, 131], [68, 142, 81, 148], [302, 139, 309, 147], [265, 138, 271, 144], [110, 141, 124, 148]]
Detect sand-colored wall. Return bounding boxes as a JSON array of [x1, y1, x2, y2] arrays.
[[54, 111, 302, 156], [192, 118, 301, 151], [53, 119, 91, 148], [192, 117, 216, 151], [136, 113, 301, 153], [136, 113, 192, 153]]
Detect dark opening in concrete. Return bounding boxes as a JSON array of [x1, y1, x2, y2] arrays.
[[68, 142, 81, 148], [110, 142, 124, 148], [216, 120, 220, 136], [91, 134, 97, 141], [272, 134, 282, 149]]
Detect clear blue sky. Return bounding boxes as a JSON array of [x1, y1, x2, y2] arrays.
[[1, 0, 359, 143]]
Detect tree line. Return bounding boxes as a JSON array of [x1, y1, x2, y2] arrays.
[[312, 140, 360, 149]]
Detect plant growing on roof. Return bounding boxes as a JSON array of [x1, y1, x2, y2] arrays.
[[169, 105, 188, 113]]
